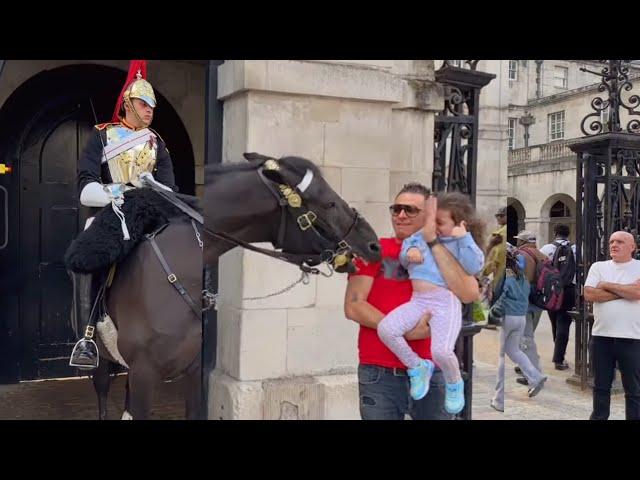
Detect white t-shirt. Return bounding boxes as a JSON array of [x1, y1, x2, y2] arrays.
[[584, 259, 640, 339]]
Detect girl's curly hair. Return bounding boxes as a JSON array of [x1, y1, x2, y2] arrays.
[[436, 191, 486, 249]]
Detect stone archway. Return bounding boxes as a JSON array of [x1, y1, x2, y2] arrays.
[[541, 193, 576, 244]]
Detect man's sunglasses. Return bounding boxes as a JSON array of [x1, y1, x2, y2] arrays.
[[389, 204, 422, 217]]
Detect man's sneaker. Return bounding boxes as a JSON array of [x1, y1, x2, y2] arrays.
[[555, 361, 570, 371], [528, 376, 547, 397], [407, 359, 435, 401], [490, 400, 504, 412], [516, 376, 529, 386], [445, 379, 465, 414], [514, 366, 522, 375]]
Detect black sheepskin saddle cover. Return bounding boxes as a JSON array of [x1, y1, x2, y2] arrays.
[[64, 188, 201, 274]]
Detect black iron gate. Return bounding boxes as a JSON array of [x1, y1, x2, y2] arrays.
[[432, 61, 495, 419], [569, 60, 640, 390]]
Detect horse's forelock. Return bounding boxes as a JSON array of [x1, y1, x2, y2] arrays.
[[278, 156, 322, 181]]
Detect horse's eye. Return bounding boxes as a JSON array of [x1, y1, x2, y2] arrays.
[[325, 201, 336, 209]]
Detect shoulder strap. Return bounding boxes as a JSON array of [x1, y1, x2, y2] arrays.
[[148, 127, 166, 145], [519, 247, 537, 263]]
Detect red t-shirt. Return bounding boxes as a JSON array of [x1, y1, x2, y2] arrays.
[[350, 237, 432, 368]]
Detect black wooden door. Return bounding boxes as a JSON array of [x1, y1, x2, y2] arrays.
[[19, 99, 93, 380]]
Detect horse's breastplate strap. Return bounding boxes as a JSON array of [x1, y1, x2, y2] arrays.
[[105, 125, 158, 184]]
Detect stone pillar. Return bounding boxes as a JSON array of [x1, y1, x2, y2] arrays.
[[209, 60, 442, 419]]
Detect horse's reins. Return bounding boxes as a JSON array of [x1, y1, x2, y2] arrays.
[[140, 158, 359, 317]]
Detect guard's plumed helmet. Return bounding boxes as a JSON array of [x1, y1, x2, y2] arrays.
[[112, 60, 157, 124]]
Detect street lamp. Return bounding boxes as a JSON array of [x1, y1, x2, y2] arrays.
[[519, 111, 535, 148]]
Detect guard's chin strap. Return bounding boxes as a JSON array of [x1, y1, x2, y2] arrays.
[[123, 96, 150, 129]]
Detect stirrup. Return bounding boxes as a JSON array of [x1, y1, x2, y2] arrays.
[[69, 339, 99, 369], [69, 327, 99, 370]]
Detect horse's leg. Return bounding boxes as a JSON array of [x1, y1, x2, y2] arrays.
[[127, 361, 158, 420], [121, 375, 132, 420], [184, 353, 202, 420], [91, 358, 113, 420]]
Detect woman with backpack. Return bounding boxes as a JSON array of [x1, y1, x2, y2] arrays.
[[490, 249, 547, 412]]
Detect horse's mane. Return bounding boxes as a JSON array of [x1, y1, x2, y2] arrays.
[[205, 156, 322, 183], [205, 159, 262, 183]]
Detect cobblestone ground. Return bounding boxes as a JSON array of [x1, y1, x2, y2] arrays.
[[472, 313, 625, 420], [0, 374, 186, 420], [1, 313, 628, 420]]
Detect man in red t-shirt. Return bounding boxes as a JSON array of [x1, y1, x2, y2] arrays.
[[345, 183, 480, 420]]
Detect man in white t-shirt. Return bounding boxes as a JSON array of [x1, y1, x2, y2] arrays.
[[584, 231, 640, 420]]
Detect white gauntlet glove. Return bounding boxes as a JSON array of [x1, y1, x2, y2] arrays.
[[79, 182, 129, 207], [79, 181, 130, 240]]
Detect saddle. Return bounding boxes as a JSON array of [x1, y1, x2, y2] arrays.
[[64, 188, 202, 274]]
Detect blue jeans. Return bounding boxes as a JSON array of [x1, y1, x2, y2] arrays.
[[358, 364, 453, 420]]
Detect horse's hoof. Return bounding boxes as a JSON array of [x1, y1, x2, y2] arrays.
[[121, 411, 133, 420]]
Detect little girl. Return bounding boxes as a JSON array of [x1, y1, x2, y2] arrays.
[[490, 249, 547, 411], [377, 192, 485, 414]]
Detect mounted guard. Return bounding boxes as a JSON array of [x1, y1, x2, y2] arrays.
[[69, 60, 177, 369]]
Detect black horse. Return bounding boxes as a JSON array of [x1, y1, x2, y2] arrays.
[[85, 153, 381, 420]]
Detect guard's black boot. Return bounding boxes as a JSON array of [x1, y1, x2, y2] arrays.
[[69, 272, 99, 370]]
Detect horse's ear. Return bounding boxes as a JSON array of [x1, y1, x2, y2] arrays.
[[243, 152, 272, 162]]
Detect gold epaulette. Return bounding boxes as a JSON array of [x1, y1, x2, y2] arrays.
[[94, 122, 120, 131]]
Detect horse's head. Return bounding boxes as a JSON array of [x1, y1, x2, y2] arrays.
[[243, 153, 382, 272]]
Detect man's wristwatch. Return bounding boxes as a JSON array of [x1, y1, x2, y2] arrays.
[[426, 237, 440, 248]]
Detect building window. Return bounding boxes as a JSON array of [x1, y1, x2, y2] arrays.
[[508, 60, 518, 81], [508, 118, 517, 150], [548, 111, 565, 141], [554, 66, 568, 89], [449, 60, 462, 67]]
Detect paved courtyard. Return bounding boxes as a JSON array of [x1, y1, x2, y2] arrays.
[[0, 312, 628, 421], [0, 374, 186, 420], [472, 313, 625, 420]]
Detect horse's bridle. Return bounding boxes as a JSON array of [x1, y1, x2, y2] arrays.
[[142, 159, 361, 318], [203, 160, 361, 274]]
